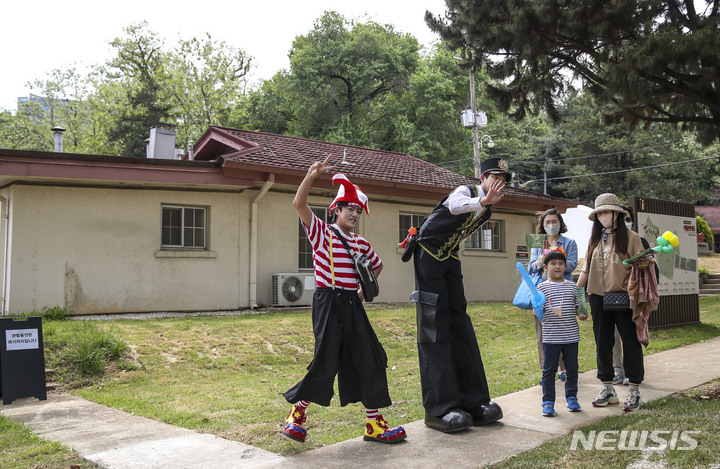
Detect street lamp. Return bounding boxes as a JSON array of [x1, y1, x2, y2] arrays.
[[480, 134, 494, 149], [474, 134, 495, 178]]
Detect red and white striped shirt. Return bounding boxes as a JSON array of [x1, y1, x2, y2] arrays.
[[304, 213, 382, 290]]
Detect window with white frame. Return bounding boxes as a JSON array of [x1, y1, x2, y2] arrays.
[[299, 206, 331, 269], [466, 220, 503, 251], [399, 213, 426, 243], [161, 205, 207, 249]]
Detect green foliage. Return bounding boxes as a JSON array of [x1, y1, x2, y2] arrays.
[[1, 21, 253, 157], [44, 322, 130, 380], [166, 33, 252, 150], [518, 91, 720, 204], [3, 11, 720, 209], [697, 215, 715, 247], [283, 11, 420, 145], [15, 305, 69, 321], [245, 72, 293, 134], [102, 22, 174, 157], [39, 305, 69, 321], [427, 0, 720, 144], [699, 265, 709, 277]]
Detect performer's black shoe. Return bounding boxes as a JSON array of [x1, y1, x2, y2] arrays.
[[467, 401, 503, 426], [424, 408, 472, 433]]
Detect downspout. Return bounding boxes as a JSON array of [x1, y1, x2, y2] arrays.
[[249, 176, 274, 309]]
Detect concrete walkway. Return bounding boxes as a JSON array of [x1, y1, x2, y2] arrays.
[[3, 336, 720, 469]]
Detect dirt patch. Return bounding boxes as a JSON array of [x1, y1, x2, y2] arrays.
[[688, 380, 720, 401], [699, 253, 720, 274]]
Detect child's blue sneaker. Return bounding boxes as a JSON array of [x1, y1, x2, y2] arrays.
[[558, 371, 567, 381], [541, 401, 555, 417], [567, 396, 581, 412]]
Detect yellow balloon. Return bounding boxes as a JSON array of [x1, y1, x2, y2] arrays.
[[662, 231, 674, 240], [670, 235, 679, 247]]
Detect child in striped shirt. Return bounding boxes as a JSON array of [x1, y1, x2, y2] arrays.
[[282, 155, 406, 444], [536, 250, 588, 416]]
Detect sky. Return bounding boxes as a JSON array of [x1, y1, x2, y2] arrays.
[[1, 0, 448, 112]]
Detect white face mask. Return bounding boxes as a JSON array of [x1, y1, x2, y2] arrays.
[[625, 221, 633, 231], [598, 212, 615, 229], [545, 224, 561, 236]]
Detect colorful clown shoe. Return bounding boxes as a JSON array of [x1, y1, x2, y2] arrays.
[[282, 404, 308, 442], [363, 414, 407, 444]]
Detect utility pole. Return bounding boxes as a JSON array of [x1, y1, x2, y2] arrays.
[[469, 66, 481, 179]]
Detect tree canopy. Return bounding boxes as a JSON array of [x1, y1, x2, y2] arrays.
[[426, 0, 720, 144], [284, 11, 421, 145]]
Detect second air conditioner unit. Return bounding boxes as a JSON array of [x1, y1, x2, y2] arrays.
[[272, 273, 315, 306]]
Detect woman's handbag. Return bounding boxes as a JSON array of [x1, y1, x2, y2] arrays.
[[603, 291, 630, 311], [331, 228, 380, 302], [512, 270, 543, 310]]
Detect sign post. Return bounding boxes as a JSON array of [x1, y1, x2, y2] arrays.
[[0, 316, 47, 405]]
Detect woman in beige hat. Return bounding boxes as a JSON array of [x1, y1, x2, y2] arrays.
[[576, 193, 650, 412]]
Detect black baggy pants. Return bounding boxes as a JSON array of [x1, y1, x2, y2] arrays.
[[283, 288, 391, 409], [413, 249, 491, 417]]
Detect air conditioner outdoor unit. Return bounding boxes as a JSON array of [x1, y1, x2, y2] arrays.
[[272, 273, 316, 306]]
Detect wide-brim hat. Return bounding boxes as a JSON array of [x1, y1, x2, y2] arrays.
[[328, 173, 371, 218], [588, 193, 629, 221], [480, 158, 511, 181]]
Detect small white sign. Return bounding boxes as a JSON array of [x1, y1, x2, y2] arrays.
[[6, 328, 39, 351]]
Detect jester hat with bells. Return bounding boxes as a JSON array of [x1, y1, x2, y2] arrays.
[[328, 173, 371, 218]]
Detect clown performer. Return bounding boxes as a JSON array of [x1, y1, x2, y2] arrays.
[[281, 155, 407, 444], [410, 158, 507, 433]]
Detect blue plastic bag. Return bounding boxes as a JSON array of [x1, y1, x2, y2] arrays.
[[512, 271, 543, 310]]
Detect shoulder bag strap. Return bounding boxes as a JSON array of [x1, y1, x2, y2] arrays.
[[330, 226, 356, 255], [600, 234, 606, 295], [329, 229, 335, 288]]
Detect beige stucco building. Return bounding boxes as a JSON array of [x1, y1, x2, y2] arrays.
[[0, 127, 577, 315]]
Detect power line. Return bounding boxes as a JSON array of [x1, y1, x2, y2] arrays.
[[551, 142, 677, 164], [519, 155, 720, 185], [436, 141, 679, 169]]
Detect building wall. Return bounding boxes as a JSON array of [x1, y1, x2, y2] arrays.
[[4, 185, 248, 315], [3, 184, 542, 315], [253, 190, 538, 306]]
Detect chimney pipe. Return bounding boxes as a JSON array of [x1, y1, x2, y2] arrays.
[[187, 143, 194, 161], [51, 126, 66, 152]]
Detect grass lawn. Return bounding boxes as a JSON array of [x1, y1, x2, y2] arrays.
[[493, 378, 720, 468], [2, 290, 719, 467], [40, 296, 720, 457], [0, 415, 96, 469]]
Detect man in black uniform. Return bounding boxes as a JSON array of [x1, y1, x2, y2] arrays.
[[411, 158, 509, 433]]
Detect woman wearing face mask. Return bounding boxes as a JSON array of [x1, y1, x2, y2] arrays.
[[528, 209, 578, 382], [576, 193, 649, 412]]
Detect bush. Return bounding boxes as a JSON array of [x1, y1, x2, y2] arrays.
[[64, 326, 129, 377], [697, 215, 714, 247], [45, 322, 130, 380]]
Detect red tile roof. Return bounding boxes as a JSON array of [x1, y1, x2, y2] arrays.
[[193, 126, 570, 205]]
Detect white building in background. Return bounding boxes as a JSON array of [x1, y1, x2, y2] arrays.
[[563, 205, 594, 260]]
